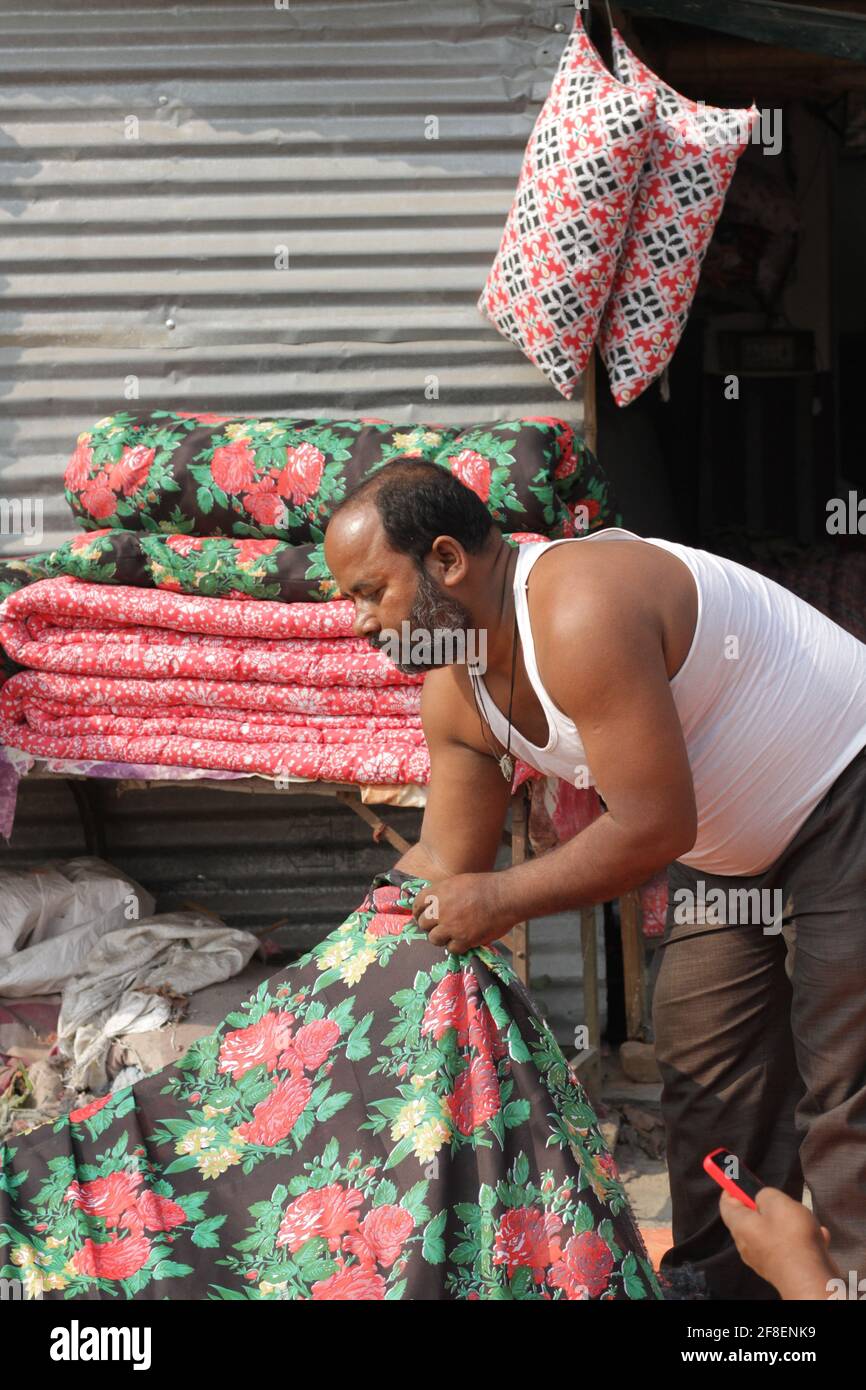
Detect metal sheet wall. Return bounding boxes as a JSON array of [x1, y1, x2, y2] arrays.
[[5, 776, 423, 947], [0, 0, 579, 553], [0, 3, 589, 1017]]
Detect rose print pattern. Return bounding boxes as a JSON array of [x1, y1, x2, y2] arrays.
[[0, 530, 341, 605], [58, 411, 614, 546], [1, 410, 619, 607], [0, 876, 664, 1300]]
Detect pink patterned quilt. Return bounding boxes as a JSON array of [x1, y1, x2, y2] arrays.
[[0, 579, 427, 785]]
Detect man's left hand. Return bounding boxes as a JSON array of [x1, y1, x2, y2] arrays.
[[411, 873, 514, 953]]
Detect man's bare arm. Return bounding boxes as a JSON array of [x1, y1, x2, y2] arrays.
[[393, 665, 512, 882], [412, 581, 699, 950], [484, 585, 697, 924]]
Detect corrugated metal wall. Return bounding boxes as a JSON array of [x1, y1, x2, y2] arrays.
[[0, 1, 591, 1029], [1, 0, 580, 554], [7, 774, 424, 945]]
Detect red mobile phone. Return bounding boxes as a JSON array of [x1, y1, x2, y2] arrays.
[[703, 1147, 764, 1211]]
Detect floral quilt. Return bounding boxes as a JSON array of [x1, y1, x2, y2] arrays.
[[0, 875, 664, 1301]]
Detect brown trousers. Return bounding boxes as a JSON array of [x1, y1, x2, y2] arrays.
[[652, 742, 866, 1300]]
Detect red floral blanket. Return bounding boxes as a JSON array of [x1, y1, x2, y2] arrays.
[[1, 575, 363, 645], [62, 411, 610, 546]]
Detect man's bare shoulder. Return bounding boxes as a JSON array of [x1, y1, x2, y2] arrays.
[[529, 538, 662, 644], [528, 539, 679, 709]]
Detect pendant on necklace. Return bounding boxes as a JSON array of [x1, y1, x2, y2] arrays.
[[499, 753, 515, 782]]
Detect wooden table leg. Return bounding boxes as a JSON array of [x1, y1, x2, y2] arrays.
[[580, 906, 600, 1048], [336, 789, 412, 855], [67, 777, 106, 857], [571, 904, 602, 1103], [620, 887, 647, 1040]]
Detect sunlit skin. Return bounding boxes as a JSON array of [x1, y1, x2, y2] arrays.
[[324, 500, 700, 954], [324, 503, 517, 670]]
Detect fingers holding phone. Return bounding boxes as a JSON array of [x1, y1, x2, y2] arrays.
[[704, 1148, 839, 1299]]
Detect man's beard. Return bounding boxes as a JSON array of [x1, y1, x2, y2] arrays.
[[366, 565, 473, 674]]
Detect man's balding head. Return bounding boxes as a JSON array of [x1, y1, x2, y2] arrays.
[[323, 458, 501, 669], [328, 458, 493, 563]]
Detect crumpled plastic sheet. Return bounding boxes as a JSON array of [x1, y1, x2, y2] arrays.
[[57, 911, 260, 1094]]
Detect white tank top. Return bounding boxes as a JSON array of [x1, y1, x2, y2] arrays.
[[469, 528, 866, 875]]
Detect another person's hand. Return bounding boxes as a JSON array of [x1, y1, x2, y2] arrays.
[[412, 872, 513, 953], [719, 1186, 839, 1300]]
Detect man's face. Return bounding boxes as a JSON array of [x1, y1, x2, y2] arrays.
[[324, 504, 472, 673], [389, 564, 474, 672]]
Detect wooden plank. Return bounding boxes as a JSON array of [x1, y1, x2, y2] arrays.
[[570, 1045, 602, 1105], [336, 789, 412, 855], [506, 786, 530, 984], [580, 905, 601, 1052], [583, 346, 598, 456], [576, 905, 603, 1102]]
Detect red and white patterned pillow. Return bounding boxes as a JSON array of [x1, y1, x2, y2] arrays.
[[477, 14, 656, 400], [598, 30, 758, 406]]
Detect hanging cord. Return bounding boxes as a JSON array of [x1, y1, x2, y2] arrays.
[[583, 0, 617, 64], [581, 0, 615, 31]]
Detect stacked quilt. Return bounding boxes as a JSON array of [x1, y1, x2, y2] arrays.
[[0, 411, 616, 604], [0, 411, 677, 937], [0, 578, 427, 785], [0, 410, 613, 794]]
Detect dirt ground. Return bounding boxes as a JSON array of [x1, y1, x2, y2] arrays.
[[593, 1044, 672, 1271]]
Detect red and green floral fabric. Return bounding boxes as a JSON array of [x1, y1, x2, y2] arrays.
[[0, 873, 665, 1301], [0, 528, 542, 606], [0, 531, 336, 605], [0, 411, 616, 606], [62, 411, 613, 544]]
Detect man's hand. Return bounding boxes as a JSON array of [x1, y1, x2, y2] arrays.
[[411, 872, 513, 953], [718, 1187, 838, 1300]]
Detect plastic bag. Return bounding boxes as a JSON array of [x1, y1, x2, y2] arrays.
[[0, 857, 154, 997]]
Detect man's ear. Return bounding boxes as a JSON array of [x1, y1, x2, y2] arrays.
[[427, 535, 468, 587]]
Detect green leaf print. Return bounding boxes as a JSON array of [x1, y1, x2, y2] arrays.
[[314, 1092, 352, 1124], [422, 1210, 447, 1265]]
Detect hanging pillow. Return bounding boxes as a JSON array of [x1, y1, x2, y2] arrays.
[[477, 13, 656, 399], [598, 29, 758, 406]]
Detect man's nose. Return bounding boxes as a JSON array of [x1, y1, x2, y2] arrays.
[[353, 611, 379, 640]]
